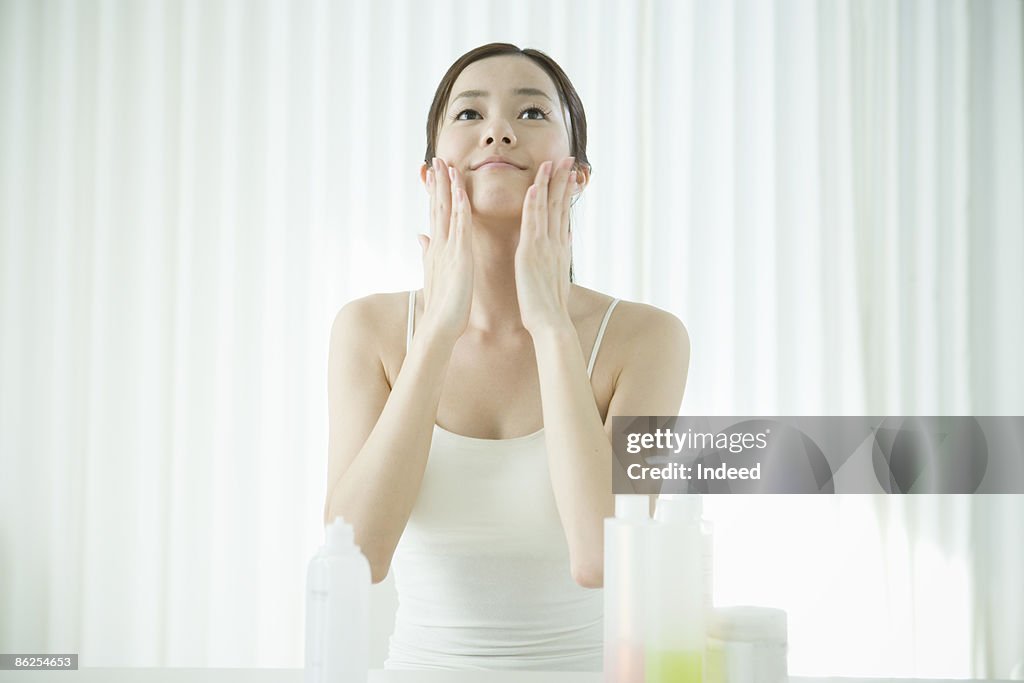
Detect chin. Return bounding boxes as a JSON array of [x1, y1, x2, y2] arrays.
[[467, 186, 526, 219]]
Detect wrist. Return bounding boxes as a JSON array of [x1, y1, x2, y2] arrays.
[[527, 315, 576, 346], [411, 317, 461, 355]]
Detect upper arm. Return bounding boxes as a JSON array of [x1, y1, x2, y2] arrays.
[[603, 306, 691, 437], [324, 296, 393, 521]]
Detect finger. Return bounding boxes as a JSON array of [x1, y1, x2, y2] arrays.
[[559, 170, 576, 245], [449, 165, 461, 239], [430, 159, 444, 242], [417, 233, 430, 258], [454, 170, 473, 244], [547, 157, 573, 239], [521, 184, 537, 242], [532, 161, 551, 238], [428, 164, 441, 242], [435, 158, 451, 241], [450, 163, 462, 240], [455, 186, 473, 248]]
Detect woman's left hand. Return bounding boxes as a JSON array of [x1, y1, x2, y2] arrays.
[[515, 157, 579, 335]]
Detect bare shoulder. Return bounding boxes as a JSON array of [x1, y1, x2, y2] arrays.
[[330, 292, 413, 379], [332, 291, 409, 335], [577, 290, 691, 415], [609, 300, 689, 359], [571, 285, 689, 361]]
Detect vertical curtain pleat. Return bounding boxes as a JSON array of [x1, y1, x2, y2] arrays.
[[646, 0, 693, 317], [734, 0, 777, 413], [939, 0, 972, 416], [0, 0, 1021, 674], [81, 0, 115, 659], [47, 0, 83, 652], [688, 0, 736, 412], [987, 0, 1024, 413], [817, 0, 865, 414], [967, 0, 994, 415], [1, 0, 35, 652], [775, 0, 823, 413]]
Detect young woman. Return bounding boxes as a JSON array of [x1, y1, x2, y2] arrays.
[[324, 43, 690, 671]]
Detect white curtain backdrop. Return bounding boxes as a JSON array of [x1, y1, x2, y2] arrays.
[[1, 0, 1022, 676]]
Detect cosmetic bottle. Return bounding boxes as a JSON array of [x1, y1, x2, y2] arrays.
[[706, 606, 788, 683], [655, 493, 714, 614], [305, 517, 370, 683], [646, 494, 711, 683], [604, 494, 653, 683]]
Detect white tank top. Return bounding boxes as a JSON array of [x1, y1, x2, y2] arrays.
[[385, 290, 620, 671]]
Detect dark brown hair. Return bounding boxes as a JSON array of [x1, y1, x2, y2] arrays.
[[424, 43, 590, 280]]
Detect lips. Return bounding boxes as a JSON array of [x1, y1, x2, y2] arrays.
[[472, 157, 525, 170], [476, 161, 521, 170]]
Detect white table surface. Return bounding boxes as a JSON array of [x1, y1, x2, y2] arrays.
[[0, 670, 1012, 683]]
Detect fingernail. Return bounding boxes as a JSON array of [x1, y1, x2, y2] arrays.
[[449, 167, 455, 181], [427, 169, 433, 186]]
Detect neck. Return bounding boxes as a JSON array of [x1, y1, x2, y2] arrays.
[[466, 215, 527, 335]]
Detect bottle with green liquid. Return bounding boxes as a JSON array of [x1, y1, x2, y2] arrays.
[[646, 494, 710, 683]]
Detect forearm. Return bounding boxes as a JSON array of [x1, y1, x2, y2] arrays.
[[326, 327, 454, 581], [532, 320, 615, 587]]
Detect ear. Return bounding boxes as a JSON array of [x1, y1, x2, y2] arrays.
[[572, 163, 592, 195], [419, 163, 430, 192]]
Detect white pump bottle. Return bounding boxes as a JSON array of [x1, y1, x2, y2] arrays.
[[305, 517, 370, 683]]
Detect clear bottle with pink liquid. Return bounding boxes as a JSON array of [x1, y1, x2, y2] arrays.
[[604, 495, 653, 683]]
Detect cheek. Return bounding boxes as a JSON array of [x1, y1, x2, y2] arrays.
[[434, 130, 474, 162], [538, 126, 573, 158]]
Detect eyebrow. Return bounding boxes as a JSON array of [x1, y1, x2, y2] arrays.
[[449, 87, 554, 106]]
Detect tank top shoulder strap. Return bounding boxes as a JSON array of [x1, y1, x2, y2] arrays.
[[406, 290, 416, 354], [586, 298, 620, 379]]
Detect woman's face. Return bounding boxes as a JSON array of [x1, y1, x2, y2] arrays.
[[432, 55, 573, 220]]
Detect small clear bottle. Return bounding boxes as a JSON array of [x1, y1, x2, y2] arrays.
[[604, 494, 653, 683], [305, 517, 370, 683], [646, 494, 711, 683]]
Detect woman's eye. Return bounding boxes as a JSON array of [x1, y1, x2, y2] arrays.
[[452, 107, 548, 121]]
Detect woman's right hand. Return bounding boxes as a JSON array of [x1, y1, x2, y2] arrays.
[[417, 157, 474, 345]]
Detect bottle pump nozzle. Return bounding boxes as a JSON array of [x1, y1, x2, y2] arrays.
[[655, 493, 702, 522], [615, 494, 651, 520], [324, 516, 355, 554]]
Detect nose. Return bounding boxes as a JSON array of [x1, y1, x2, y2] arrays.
[[482, 119, 516, 147]]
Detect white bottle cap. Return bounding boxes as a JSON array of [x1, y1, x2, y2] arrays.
[[709, 606, 788, 643], [614, 494, 650, 520], [324, 516, 355, 553], [654, 493, 702, 522]]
